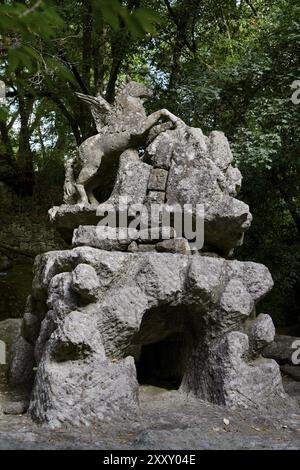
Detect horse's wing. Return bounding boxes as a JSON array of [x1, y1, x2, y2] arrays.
[[75, 92, 112, 131]]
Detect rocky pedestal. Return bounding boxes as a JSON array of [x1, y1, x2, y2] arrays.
[[8, 79, 292, 427], [9, 247, 288, 427], [50, 127, 251, 256]]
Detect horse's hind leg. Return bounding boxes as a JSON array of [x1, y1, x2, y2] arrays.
[[76, 135, 104, 204], [86, 183, 100, 205], [76, 164, 100, 204]]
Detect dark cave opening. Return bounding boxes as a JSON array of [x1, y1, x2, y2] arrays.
[[131, 304, 202, 391], [136, 334, 188, 390]]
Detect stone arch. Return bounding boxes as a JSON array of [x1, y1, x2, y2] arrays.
[[125, 303, 206, 391]]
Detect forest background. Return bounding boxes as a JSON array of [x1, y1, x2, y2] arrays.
[[0, 0, 299, 328]]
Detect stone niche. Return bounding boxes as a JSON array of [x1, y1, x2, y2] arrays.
[[9, 79, 291, 427]]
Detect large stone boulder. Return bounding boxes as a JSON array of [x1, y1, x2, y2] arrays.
[[145, 127, 252, 255], [9, 81, 288, 429], [9, 247, 288, 426], [29, 353, 138, 427], [8, 335, 34, 385], [263, 335, 300, 365], [0, 318, 22, 365], [50, 125, 252, 256]]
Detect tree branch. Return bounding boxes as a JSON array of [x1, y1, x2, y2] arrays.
[[6, 89, 82, 145], [244, 0, 258, 17], [49, 94, 82, 145], [163, 0, 194, 52], [57, 53, 90, 95], [19, 0, 42, 18]]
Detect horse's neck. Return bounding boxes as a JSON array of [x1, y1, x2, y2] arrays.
[[115, 94, 146, 117]]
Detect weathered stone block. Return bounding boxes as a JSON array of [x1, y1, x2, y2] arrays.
[[263, 334, 300, 365], [208, 130, 233, 171], [138, 226, 176, 243], [22, 312, 40, 344], [128, 241, 139, 253], [8, 335, 34, 385], [156, 238, 190, 254], [72, 226, 138, 251], [148, 169, 168, 191], [146, 191, 165, 204], [144, 130, 174, 169], [0, 318, 22, 364], [248, 313, 275, 353], [72, 264, 100, 302], [29, 354, 139, 427], [137, 244, 157, 252]]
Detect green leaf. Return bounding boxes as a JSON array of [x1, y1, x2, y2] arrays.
[[0, 105, 8, 122], [132, 7, 161, 33], [93, 0, 122, 30], [7, 48, 21, 73], [56, 63, 76, 84], [91, 0, 161, 35]]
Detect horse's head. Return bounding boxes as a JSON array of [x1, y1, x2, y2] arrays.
[[117, 76, 153, 100]]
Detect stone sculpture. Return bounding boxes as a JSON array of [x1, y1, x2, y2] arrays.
[[9, 79, 291, 428], [69, 77, 182, 205], [63, 159, 77, 204]]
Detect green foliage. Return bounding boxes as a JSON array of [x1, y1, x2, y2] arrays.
[[0, 0, 299, 327], [0, 105, 8, 122], [92, 0, 160, 36], [0, 0, 161, 79], [0, 1, 63, 73]]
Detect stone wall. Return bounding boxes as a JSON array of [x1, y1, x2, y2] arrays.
[[0, 214, 66, 321], [0, 215, 66, 263]]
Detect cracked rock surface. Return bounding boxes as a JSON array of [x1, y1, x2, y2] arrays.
[[8, 247, 296, 427]]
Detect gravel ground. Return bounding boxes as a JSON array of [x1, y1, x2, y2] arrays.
[[1, 366, 300, 450]]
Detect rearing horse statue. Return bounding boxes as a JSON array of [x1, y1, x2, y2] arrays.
[[64, 77, 182, 205]]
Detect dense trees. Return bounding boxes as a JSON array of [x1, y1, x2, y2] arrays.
[[0, 0, 299, 326]]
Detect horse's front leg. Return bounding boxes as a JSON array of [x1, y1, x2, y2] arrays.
[[143, 109, 184, 133]]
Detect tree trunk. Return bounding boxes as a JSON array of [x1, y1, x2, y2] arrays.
[[0, 119, 13, 164], [16, 91, 34, 194]]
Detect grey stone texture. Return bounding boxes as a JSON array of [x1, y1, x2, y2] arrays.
[[156, 238, 190, 254], [162, 127, 251, 255], [0, 318, 22, 364], [9, 247, 289, 425], [0, 215, 65, 260], [263, 334, 300, 365], [8, 335, 34, 385], [248, 313, 276, 353], [148, 168, 168, 192], [9, 79, 288, 428], [146, 191, 166, 204], [51, 80, 252, 256]]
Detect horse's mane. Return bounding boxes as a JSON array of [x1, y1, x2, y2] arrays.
[[114, 80, 132, 111]]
